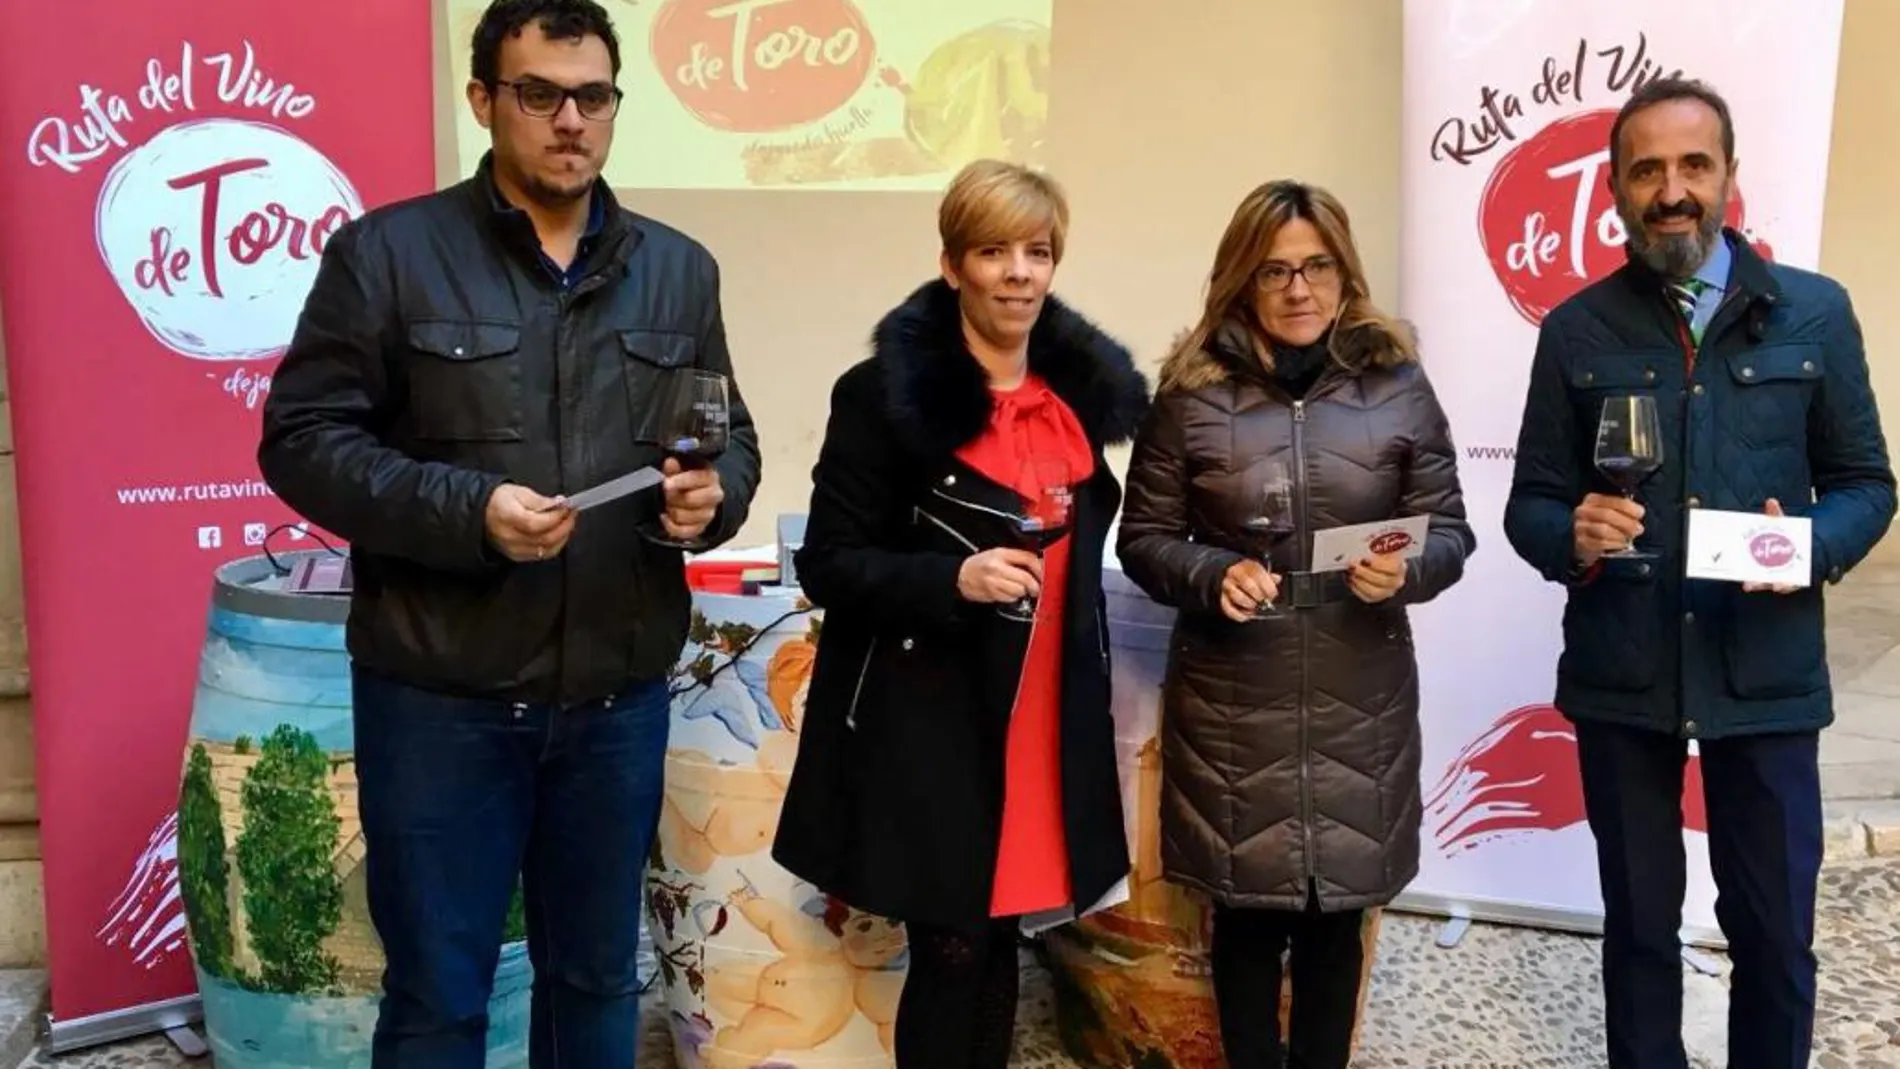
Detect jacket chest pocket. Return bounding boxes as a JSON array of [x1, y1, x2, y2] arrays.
[[1567, 353, 1669, 430], [1723, 344, 1821, 447], [619, 329, 698, 443], [405, 320, 524, 441]]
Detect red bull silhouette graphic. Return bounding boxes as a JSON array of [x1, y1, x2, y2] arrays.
[[1426, 704, 1707, 854]]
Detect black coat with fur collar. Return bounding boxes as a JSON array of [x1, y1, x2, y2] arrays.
[[771, 278, 1151, 927]]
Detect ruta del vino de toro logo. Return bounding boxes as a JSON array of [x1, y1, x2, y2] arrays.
[[1429, 32, 1774, 326], [23, 40, 364, 410], [651, 0, 877, 133]]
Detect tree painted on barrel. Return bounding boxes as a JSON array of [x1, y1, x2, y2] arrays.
[[504, 881, 527, 943], [236, 723, 343, 993], [177, 742, 235, 977]]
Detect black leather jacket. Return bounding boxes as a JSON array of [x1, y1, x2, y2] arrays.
[[259, 160, 761, 703]]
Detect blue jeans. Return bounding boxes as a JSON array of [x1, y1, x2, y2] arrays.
[[353, 668, 669, 1069], [1576, 720, 1821, 1069]]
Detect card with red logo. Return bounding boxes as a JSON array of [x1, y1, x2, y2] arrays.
[[1686, 509, 1812, 588], [1308, 515, 1431, 573]]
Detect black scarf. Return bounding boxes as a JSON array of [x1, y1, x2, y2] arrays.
[[1266, 327, 1334, 399]]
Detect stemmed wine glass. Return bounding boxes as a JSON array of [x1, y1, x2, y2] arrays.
[[999, 455, 1074, 623], [1594, 394, 1663, 561], [1238, 460, 1295, 617], [644, 370, 731, 552]]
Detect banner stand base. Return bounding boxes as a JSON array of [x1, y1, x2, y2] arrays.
[[1433, 909, 1472, 948], [43, 993, 200, 1056], [1389, 890, 1730, 953], [164, 1024, 209, 1057]]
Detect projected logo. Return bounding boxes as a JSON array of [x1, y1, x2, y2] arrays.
[[652, 0, 877, 133], [444, 0, 1055, 191]]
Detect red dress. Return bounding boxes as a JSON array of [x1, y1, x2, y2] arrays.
[[953, 373, 1098, 918]]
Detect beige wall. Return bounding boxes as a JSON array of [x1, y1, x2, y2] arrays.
[[1821, 0, 1900, 560], [0, 0, 1893, 963]]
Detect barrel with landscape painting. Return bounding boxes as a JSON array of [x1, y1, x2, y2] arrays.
[[174, 549, 531, 1068], [1042, 566, 1381, 1068]]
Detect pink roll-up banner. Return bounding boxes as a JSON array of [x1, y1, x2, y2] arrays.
[[1395, 0, 1845, 945]]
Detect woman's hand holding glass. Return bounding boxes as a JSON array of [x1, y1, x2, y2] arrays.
[[1219, 559, 1281, 622]]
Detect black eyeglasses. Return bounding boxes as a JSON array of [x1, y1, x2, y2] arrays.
[[494, 78, 622, 121], [1255, 257, 1341, 292]]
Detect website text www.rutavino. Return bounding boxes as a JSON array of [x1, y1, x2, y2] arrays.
[[115, 478, 275, 505]]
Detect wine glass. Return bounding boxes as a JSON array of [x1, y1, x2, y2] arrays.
[[1238, 460, 1295, 617], [1594, 395, 1663, 560], [999, 455, 1074, 622], [645, 370, 731, 552], [664, 370, 731, 466]]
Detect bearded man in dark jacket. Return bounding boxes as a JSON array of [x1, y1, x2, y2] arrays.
[[1506, 77, 1893, 1069]]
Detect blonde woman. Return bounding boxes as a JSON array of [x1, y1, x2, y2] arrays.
[[1116, 180, 1475, 1069], [772, 160, 1149, 1068]]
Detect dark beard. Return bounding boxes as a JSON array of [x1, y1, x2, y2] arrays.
[[495, 147, 595, 209], [1617, 187, 1725, 278], [521, 169, 593, 207]]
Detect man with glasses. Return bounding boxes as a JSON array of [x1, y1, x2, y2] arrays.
[[258, 1, 761, 1065]]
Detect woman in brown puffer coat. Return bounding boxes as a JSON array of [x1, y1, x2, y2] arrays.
[[1115, 179, 1475, 1069]]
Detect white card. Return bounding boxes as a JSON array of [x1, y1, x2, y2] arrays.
[[1685, 509, 1812, 587], [545, 466, 665, 512], [1308, 515, 1431, 573]]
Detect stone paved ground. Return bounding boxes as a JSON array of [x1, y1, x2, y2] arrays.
[[1818, 540, 1900, 823], [22, 854, 1897, 1069]]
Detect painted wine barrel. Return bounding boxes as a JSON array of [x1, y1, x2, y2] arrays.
[[176, 550, 531, 1068], [648, 590, 909, 1069], [1043, 568, 1381, 1068]]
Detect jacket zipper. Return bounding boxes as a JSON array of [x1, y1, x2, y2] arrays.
[[922, 491, 1052, 755], [914, 507, 980, 552], [844, 637, 878, 731], [1095, 601, 1109, 676], [1292, 398, 1317, 886], [851, 483, 1012, 731], [929, 486, 1021, 524]]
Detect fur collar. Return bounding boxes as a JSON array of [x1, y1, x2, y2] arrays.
[[871, 278, 1150, 459], [1159, 315, 1419, 394]]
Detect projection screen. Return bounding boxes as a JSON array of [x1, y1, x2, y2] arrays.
[[442, 0, 1053, 192]]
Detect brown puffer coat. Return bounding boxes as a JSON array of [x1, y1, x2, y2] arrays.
[[1115, 321, 1475, 912]]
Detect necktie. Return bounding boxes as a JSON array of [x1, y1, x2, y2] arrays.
[[1671, 278, 1706, 342]]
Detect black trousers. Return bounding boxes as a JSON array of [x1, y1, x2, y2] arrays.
[[1210, 891, 1366, 1069], [893, 917, 1022, 1069], [1576, 720, 1822, 1069]]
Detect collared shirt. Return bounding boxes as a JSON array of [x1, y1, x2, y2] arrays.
[[1679, 232, 1733, 339], [486, 175, 606, 289]]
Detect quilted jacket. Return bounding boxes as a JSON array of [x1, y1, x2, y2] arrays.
[[1504, 231, 1895, 739], [1116, 321, 1475, 911]]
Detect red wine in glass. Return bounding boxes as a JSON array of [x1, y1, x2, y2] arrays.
[[664, 370, 731, 469], [645, 370, 731, 551], [1239, 460, 1294, 616], [1000, 456, 1074, 622], [1594, 394, 1662, 561]]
